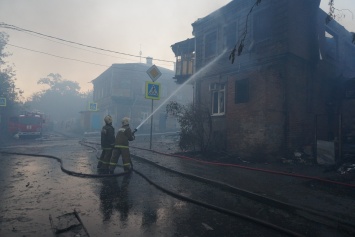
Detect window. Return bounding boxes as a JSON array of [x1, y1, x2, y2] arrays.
[[325, 29, 338, 60], [223, 21, 237, 50], [205, 31, 217, 58], [19, 117, 41, 125], [141, 112, 149, 122], [235, 79, 249, 103], [176, 56, 182, 76], [175, 53, 194, 77], [210, 83, 225, 115], [253, 9, 272, 41]]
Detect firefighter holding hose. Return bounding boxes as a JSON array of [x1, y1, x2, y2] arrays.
[[97, 115, 115, 172], [109, 117, 136, 173]]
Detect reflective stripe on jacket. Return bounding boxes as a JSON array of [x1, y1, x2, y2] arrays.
[[114, 145, 129, 149]]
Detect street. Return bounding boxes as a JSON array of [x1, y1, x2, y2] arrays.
[[0, 136, 274, 236], [0, 134, 354, 237]]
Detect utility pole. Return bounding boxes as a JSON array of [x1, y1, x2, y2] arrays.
[[139, 44, 142, 63]]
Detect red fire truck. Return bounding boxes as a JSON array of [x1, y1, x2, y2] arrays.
[[8, 112, 45, 138]]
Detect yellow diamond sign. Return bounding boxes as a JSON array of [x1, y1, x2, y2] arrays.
[[146, 65, 162, 82]]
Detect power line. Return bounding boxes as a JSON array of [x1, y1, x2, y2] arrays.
[[8, 27, 174, 68], [12, 29, 173, 67], [8, 43, 110, 68], [20, 30, 141, 63], [0, 22, 175, 63], [7, 43, 175, 75]]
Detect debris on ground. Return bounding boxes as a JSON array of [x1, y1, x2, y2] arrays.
[[337, 163, 355, 175], [202, 222, 214, 231], [49, 209, 89, 237], [281, 150, 314, 165]]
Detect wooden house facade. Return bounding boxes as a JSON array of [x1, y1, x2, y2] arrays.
[[171, 0, 355, 161]]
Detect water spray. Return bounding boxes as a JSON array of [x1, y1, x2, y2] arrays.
[[133, 50, 227, 135]]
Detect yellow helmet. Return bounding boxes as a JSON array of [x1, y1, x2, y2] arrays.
[[122, 117, 130, 126], [104, 115, 112, 124]]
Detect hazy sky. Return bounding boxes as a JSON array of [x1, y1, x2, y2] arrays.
[[0, 0, 354, 99]]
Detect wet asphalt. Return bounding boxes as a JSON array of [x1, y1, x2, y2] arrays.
[[0, 134, 354, 236], [0, 136, 279, 237]]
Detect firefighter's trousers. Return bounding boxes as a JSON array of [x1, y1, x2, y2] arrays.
[[109, 146, 132, 172], [97, 148, 113, 170]]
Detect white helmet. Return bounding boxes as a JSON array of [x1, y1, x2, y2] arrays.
[[104, 115, 112, 124], [122, 117, 130, 126]]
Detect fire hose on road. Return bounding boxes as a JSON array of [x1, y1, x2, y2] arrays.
[[0, 146, 306, 237]]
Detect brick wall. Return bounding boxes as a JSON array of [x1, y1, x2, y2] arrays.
[[225, 63, 286, 158], [284, 56, 314, 150], [191, 0, 323, 160]]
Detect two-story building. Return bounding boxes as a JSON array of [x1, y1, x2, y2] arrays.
[[171, 0, 355, 162], [91, 58, 192, 133]]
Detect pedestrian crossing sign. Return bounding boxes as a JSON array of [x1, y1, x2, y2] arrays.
[[145, 81, 161, 100], [89, 102, 98, 111], [0, 97, 6, 107]]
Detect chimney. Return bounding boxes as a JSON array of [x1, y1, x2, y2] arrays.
[[146, 57, 153, 65]]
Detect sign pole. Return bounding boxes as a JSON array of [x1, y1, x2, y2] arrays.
[[150, 99, 153, 149], [145, 64, 162, 151]]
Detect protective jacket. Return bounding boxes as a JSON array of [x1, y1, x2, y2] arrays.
[[109, 124, 135, 173], [114, 124, 134, 147], [101, 124, 115, 149]]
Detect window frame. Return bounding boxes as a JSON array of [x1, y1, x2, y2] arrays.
[[252, 8, 273, 42], [235, 79, 249, 104], [210, 83, 225, 116], [223, 21, 238, 50], [324, 27, 339, 60], [204, 31, 218, 60]]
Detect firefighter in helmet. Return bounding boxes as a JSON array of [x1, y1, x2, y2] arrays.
[[109, 117, 135, 173], [97, 115, 115, 172]]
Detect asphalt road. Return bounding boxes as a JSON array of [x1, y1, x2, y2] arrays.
[[0, 136, 283, 237], [0, 134, 354, 236]]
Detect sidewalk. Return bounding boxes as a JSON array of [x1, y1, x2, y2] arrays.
[[133, 139, 355, 184], [131, 139, 355, 222]]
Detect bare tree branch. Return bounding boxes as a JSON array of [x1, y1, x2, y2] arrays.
[[229, 0, 261, 64]]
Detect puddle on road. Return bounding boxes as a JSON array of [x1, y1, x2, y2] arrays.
[[0, 140, 179, 236], [1, 139, 248, 237]]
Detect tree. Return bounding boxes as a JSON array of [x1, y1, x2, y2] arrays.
[[37, 73, 81, 95], [0, 32, 22, 138], [25, 73, 89, 126], [166, 101, 212, 152], [0, 32, 18, 103]]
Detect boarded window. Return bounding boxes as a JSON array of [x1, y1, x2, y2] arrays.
[[325, 29, 338, 60], [223, 21, 237, 50], [235, 79, 249, 103], [253, 9, 272, 41], [205, 31, 217, 58]]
